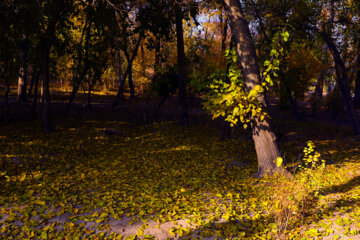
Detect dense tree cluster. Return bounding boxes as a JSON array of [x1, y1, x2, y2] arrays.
[[1, 0, 360, 177]]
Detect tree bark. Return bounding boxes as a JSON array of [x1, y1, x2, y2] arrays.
[[222, 40, 234, 140], [3, 77, 10, 125], [285, 83, 301, 121], [128, 62, 135, 100], [220, 11, 228, 52], [154, 34, 161, 72], [28, 66, 36, 97], [36, 0, 64, 133], [40, 39, 52, 133], [32, 70, 39, 119], [17, 34, 29, 102], [64, 18, 91, 116], [223, 0, 288, 177], [354, 53, 360, 108], [112, 32, 143, 106], [249, 0, 269, 43], [175, 3, 189, 126], [311, 45, 328, 116], [123, 48, 135, 100], [314, 29, 360, 135], [117, 49, 122, 87]]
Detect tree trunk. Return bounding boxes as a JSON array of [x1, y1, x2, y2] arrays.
[[17, 34, 29, 102], [32, 70, 39, 119], [28, 66, 36, 97], [113, 33, 143, 107], [118, 49, 122, 87], [223, 0, 288, 177], [3, 77, 10, 125], [87, 79, 95, 109], [249, 0, 269, 43], [35, 0, 63, 133], [285, 84, 301, 121], [141, 41, 146, 80], [222, 40, 234, 140], [40, 40, 52, 133], [64, 19, 91, 116], [354, 53, 360, 108], [124, 49, 135, 100], [175, 4, 189, 126], [154, 34, 161, 72], [220, 11, 228, 52], [128, 62, 135, 100], [321, 32, 360, 135]]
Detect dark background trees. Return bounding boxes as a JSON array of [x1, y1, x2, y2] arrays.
[[1, 0, 360, 177]]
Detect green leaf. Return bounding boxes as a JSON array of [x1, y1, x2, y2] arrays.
[[40, 231, 48, 240]]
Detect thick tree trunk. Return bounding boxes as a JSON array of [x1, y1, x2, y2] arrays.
[[40, 40, 52, 133], [223, 0, 288, 177], [175, 4, 189, 126]]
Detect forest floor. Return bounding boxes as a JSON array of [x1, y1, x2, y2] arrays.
[[1, 93, 360, 240]]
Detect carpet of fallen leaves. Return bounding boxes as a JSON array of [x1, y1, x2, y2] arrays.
[[1, 105, 360, 240]]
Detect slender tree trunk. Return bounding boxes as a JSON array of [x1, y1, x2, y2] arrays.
[[117, 49, 122, 87], [3, 77, 10, 125], [285, 83, 301, 121], [32, 70, 39, 119], [128, 62, 135, 100], [40, 40, 52, 133], [124, 49, 135, 100], [64, 19, 91, 116], [222, 40, 234, 140], [113, 33, 143, 107], [354, 53, 360, 108], [35, 0, 63, 133], [17, 34, 29, 102], [64, 67, 88, 115], [220, 11, 228, 52], [175, 4, 189, 126], [28, 66, 36, 97], [155, 34, 161, 72], [311, 45, 328, 116], [321, 32, 360, 135], [223, 0, 289, 177], [141, 41, 146, 77], [249, 0, 269, 43], [87, 79, 95, 109]]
